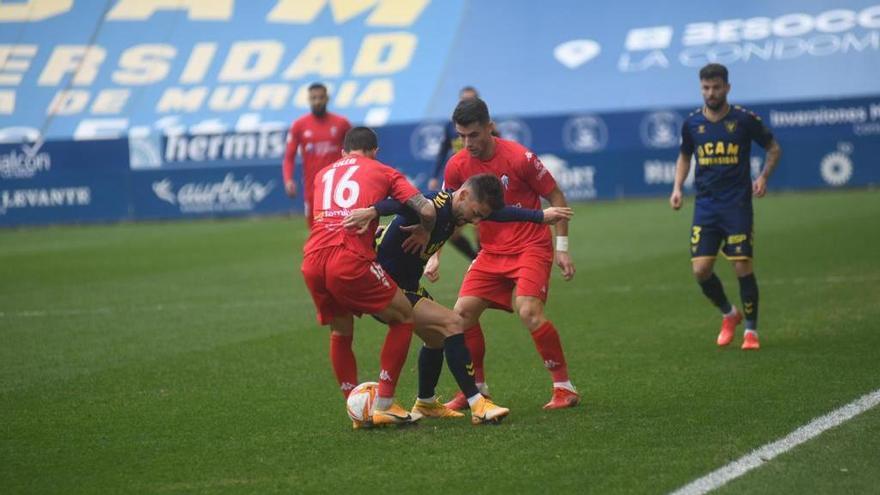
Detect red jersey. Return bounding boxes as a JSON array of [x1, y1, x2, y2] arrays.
[[444, 137, 557, 255], [282, 112, 351, 198], [304, 154, 420, 259]]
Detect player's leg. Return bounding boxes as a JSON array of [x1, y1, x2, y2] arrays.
[[515, 295, 580, 409], [302, 250, 357, 399], [328, 313, 358, 398], [371, 289, 422, 424], [410, 297, 509, 423], [444, 295, 493, 410], [691, 221, 740, 346], [721, 209, 759, 350], [448, 227, 479, 260]]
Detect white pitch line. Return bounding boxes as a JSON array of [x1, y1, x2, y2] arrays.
[[669, 388, 880, 495]]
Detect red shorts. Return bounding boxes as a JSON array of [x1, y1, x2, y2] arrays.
[[301, 246, 398, 325], [458, 247, 553, 312]]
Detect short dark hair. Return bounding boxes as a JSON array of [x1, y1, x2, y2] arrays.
[[464, 173, 505, 211], [343, 127, 378, 152], [308, 82, 327, 93], [452, 97, 490, 127], [699, 63, 728, 83]]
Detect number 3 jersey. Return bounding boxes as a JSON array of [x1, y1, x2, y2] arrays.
[[680, 105, 774, 209], [303, 155, 420, 259]]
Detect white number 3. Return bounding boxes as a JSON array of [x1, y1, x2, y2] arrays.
[[321, 166, 360, 209]]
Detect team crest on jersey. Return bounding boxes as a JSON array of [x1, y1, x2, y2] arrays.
[[697, 125, 706, 134], [724, 121, 737, 133], [303, 130, 313, 138], [500, 174, 510, 190], [330, 126, 338, 136]]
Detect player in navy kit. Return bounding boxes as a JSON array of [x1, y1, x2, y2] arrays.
[[670, 63, 782, 350]]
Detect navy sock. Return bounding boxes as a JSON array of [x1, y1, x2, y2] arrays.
[[444, 333, 480, 399], [417, 346, 444, 400], [738, 273, 759, 331], [450, 236, 478, 260], [698, 273, 732, 314]]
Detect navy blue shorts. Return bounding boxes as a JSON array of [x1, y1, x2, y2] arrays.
[[371, 286, 433, 324], [690, 204, 754, 260]]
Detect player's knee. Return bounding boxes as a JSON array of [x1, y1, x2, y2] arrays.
[[692, 264, 713, 281], [444, 313, 465, 336], [517, 304, 545, 330], [733, 261, 753, 278]]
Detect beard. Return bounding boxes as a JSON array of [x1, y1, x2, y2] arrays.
[[704, 98, 725, 111], [311, 106, 327, 117]]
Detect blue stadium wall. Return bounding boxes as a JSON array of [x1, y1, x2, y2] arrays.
[[1, 0, 878, 226]]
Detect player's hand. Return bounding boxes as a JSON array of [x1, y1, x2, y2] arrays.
[[423, 253, 441, 283], [400, 224, 430, 255], [753, 175, 768, 198], [285, 180, 297, 198], [427, 178, 441, 191], [542, 207, 574, 225], [555, 251, 575, 281], [669, 189, 683, 210], [342, 207, 378, 234]]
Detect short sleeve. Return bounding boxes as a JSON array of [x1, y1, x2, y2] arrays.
[[679, 120, 695, 156], [745, 111, 774, 149], [519, 149, 557, 197], [384, 165, 421, 204]]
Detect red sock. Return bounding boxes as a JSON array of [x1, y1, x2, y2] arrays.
[[330, 333, 358, 398], [463, 324, 486, 383], [377, 322, 414, 399], [530, 321, 569, 382]]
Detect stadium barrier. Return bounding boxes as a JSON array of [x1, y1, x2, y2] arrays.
[[1, 96, 877, 227]]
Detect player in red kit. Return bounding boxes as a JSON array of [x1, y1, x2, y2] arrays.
[[282, 82, 352, 228], [440, 98, 581, 411], [301, 127, 436, 428]]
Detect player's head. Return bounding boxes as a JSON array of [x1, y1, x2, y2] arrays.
[[453, 173, 504, 225], [452, 97, 495, 159], [308, 82, 329, 116], [459, 86, 479, 101], [343, 127, 378, 158], [699, 63, 730, 111]]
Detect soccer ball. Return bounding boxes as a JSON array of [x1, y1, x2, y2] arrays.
[[346, 381, 379, 423]]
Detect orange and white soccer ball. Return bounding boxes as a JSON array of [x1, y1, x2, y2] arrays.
[[346, 382, 379, 423]]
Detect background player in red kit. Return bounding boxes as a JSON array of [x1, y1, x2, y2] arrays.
[[442, 97, 581, 410], [282, 82, 352, 229], [301, 127, 436, 427]]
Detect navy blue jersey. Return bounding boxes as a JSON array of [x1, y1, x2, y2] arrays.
[[680, 105, 774, 207], [377, 190, 457, 292], [375, 190, 543, 292]]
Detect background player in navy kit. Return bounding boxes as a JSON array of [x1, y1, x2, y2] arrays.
[[670, 63, 782, 350], [427, 86, 482, 260], [344, 174, 572, 422]]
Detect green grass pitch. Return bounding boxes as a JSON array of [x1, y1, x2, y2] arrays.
[[2, 189, 879, 494]]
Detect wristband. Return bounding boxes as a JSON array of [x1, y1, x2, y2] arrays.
[[556, 236, 569, 252]]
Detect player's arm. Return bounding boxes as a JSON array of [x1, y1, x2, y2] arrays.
[[342, 199, 410, 234], [753, 139, 781, 198], [282, 124, 298, 197], [399, 194, 436, 254], [488, 206, 574, 224], [670, 151, 692, 210], [429, 131, 453, 190], [671, 119, 695, 210], [542, 186, 575, 281]]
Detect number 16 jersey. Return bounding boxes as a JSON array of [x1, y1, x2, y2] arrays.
[[303, 155, 420, 259]]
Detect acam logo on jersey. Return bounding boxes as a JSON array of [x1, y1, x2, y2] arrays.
[[0, 140, 51, 179], [152, 173, 275, 213]]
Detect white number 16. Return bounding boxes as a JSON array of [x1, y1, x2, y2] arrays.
[[321, 165, 360, 209]]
